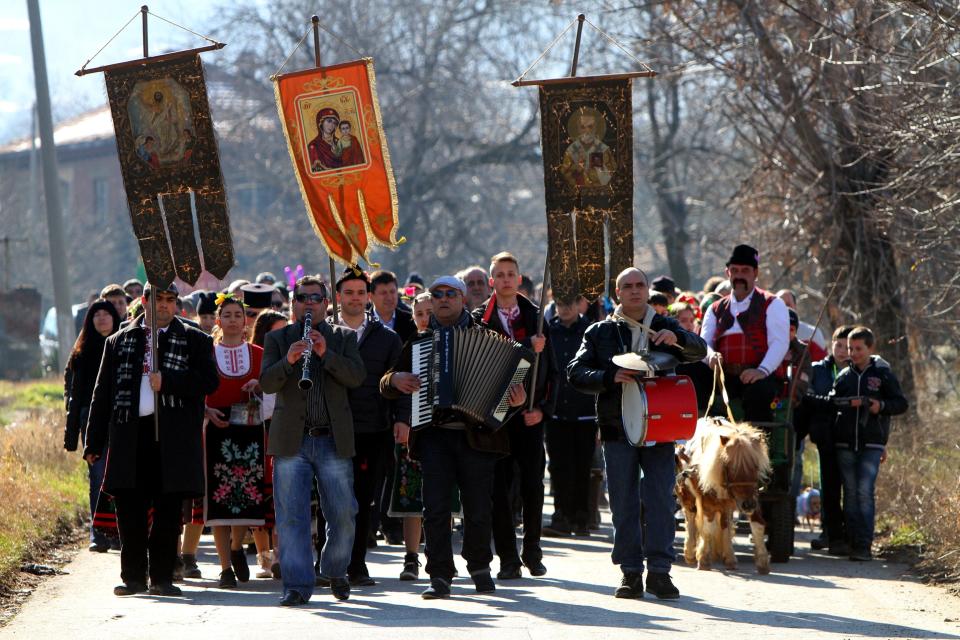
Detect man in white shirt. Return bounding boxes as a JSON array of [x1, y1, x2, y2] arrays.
[[700, 244, 789, 422]]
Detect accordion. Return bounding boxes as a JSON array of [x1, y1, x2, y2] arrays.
[[410, 326, 534, 431]]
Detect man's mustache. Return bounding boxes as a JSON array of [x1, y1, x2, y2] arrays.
[[732, 278, 748, 288]]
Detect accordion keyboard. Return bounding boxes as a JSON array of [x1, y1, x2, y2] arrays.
[[410, 337, 432, 428]]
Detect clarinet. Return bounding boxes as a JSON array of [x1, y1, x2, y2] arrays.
[[298, 311, 314, 391]]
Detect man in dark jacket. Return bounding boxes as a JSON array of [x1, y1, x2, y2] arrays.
[[381, 275, 527, 600], [83, 282, 218, 597], [806, 326, 908, 561], [473, 251, 558, 579], [568, 268, 706, 600], [542, 298, 596, 537], [801, 325, 853, 554], [324, 268, 402, 586]]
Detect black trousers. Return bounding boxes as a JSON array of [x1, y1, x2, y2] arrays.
[[418, 428, 499, 582], [492, 419, 545, 566], [349, 430, 393, 574], [724, 374, 778, 422], [315, 430, 393, 575], [816, 438, 846, 543], [112, 418, 183, 586], [545, 419, 596, 527]]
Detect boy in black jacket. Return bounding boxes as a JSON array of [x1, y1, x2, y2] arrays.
[[807, 326, 908, 561]]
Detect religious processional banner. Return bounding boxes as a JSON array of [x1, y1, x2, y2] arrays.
[[539, 79, 634, 303], [104, 53, 233, 288], [273, 58, 401, 267]]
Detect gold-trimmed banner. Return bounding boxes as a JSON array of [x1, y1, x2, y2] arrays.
[[273, 58, 401, 267]]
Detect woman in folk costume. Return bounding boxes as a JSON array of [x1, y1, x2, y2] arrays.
[[63, 299, 122, 552], [204, 294, 266, 589]]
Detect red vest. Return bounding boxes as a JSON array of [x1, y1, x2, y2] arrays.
[[710, 288, 775, 368]]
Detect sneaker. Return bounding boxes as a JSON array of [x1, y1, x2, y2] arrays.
[[471, 571, 495, 594], [182, 554, 202, 579], [148, 582, 182, 597], [645, 572, 680, 600], [497, 564, 522, 580], [614, 572, 643, 599], [218, 568, 238, 589], [850, 548, 873, 562], [399, 553, 420, 581], [231, 548, 250, 583], [330, 577, 350, 601], [88, 542, 110, 553], [255, 552, 273, 579], [421, 578, 451, 599], [113, 582, 147, 596]]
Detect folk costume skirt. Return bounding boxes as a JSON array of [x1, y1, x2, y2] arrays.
[[203, 411, 267, 526]]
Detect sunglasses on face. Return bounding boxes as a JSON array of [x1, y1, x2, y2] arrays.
[[431, 290, 460, 299], [245, 310, 259, 318], [294, 293, 326, 303]]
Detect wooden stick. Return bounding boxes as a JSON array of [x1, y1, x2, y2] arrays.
[[511, 70, 656, 87], [310, 14, 340, 320], [141, 5, 149, 58], [74, 43, 226, 76], [525, 15, 587, 412]]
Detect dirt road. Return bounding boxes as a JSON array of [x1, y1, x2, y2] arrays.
[[2, 523, 958, 640]]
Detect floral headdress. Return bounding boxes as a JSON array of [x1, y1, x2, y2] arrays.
[[215, 292, 244, 308]]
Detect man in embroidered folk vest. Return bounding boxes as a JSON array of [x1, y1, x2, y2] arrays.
[[84, 282, 219, 598], [699, 244, 791, 422]]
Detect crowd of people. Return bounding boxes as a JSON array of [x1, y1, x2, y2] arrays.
[[61, 243, 908, 606]]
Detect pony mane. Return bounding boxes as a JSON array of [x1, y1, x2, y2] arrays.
[[695, 419, 771, 495]]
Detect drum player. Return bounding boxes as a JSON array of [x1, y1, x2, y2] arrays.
[[568, 267, 706, 600]]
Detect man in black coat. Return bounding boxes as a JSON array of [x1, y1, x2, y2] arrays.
[[84, 282, 218, 597], [473, 252, 558, 579], [542, 298, 597, 537], [368, 269, 417, 543], [568, 268, 706, 600]]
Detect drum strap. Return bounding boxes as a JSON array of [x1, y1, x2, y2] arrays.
[[706, 355, 736, 423]]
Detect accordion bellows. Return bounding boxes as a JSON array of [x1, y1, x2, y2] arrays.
[[411, 327, 534, 431]]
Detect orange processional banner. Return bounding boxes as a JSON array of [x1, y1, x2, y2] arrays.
[[273, 58, 402, 267]]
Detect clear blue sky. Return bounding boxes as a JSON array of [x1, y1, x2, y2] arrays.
[[0, 0, 222, 144]]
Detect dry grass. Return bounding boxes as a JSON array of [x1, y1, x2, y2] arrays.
[[0, 381, 87, 586], [876, 387, 960, 585]]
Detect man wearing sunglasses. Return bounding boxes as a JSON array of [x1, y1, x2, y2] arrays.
[[380, 276, 527, 600], [260, 275, 366, 607]]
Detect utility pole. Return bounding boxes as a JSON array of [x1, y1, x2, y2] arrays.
[[26, 0, 73, 372]]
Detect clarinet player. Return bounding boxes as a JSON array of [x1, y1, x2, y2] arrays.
[[260, 275, 366, 607]]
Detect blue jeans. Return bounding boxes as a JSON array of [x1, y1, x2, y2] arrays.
[[273, 434, 357, 600], [602, 439, 676, 575], [88, 450, 108, 545], [836, 447, 883, 551]]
